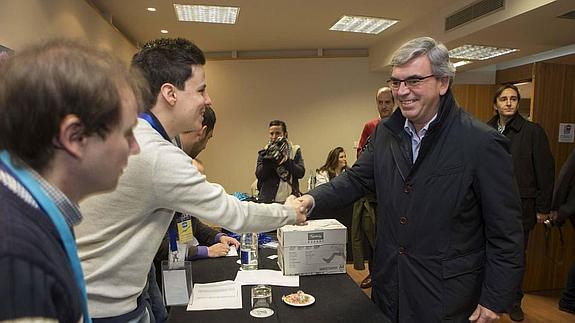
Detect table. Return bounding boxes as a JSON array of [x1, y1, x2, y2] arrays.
[[167, 247, 387, 322]]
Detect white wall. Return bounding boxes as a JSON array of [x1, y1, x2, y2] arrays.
[[0, 0, 135, 62], [201, 57, 387, 193]]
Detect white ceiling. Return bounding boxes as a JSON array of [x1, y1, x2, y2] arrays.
[[88, 0, 575, 72]]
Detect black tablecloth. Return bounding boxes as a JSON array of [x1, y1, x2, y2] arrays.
[[167, 247, 386, 322]]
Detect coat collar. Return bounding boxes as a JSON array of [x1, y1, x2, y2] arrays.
[[383, 89, 458, 138], [487, 113, 526, 133]]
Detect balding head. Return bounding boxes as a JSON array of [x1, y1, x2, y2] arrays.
[[376, 87, 394, 118]]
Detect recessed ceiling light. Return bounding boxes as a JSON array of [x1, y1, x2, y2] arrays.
[[160, 29, 169, 34], [453, 60, 472, 68], [449, 45, 519, 60], [147, 7, 157, 12], [173, 4, 239, 24], [329, 15, 398, 35]]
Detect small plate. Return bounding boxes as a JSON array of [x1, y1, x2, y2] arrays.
[[282, 292, 315, 307]]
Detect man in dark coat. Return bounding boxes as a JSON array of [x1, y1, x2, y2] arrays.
[[298, 37, 524, 323], [486, 84, 555, 321], [551, 148, 575, 314]]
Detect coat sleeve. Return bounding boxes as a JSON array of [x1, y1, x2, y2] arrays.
[[284, 148, 305, 180], [255, 149, 276, 181], [532, 124, 555, 214], [192, 217, 220, 245], [309, 126, 377, 214], [474, 131, 524, 313]]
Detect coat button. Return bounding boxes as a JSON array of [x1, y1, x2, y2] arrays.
[[399, 217, 408, 225], [403, 184, 412, 193], [398, 246, 406, 255]]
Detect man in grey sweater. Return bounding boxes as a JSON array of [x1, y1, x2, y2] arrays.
[[76, 38, 306, 321]]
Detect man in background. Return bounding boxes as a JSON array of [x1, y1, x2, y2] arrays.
[[179, 104, 216, 159], [486, 83, 555, 321], [256, 120, 305, 203], [356, 87, 395, 156], [0, 40, 142, 322]]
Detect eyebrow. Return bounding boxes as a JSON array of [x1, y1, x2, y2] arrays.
[[389, 74, 426, 80]]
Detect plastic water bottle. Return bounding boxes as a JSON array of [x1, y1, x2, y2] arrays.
[[307, 171, 316, 191], [241, 233, 258, 270]]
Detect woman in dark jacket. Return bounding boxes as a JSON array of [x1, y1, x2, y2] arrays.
[[486, 84, 555, 321]]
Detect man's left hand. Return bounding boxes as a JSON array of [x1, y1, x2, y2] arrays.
[[468, 304, 500, 323]]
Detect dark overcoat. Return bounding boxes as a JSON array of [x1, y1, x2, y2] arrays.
[[309, 90, 524, 322], [487, 114, 555, 230]]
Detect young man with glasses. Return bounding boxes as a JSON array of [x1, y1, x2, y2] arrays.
[[298, 37, 523, 323]]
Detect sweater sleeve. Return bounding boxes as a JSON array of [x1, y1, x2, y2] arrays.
[[151, 143, 297, 233]]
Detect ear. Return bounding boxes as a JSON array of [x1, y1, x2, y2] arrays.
[[438, 77, 449, 96], [56, 114, 86, 159], [159, 83, 178, 106], [198, 125, 207, 139]]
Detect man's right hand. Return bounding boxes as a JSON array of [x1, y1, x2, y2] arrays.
[[285, 195, 308, 223]]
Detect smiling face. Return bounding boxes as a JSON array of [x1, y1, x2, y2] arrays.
[[494, 87, 519, 121], [175, 65, 212, 134], [391, 55, 449, 131], [337, 151, 347, 170]]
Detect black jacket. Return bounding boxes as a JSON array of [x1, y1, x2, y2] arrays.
[[487, 114, 555, 230], [256, 145, 305, 203], [309, 90, 524, 322]]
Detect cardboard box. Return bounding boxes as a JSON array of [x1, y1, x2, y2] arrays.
[[277, 219, 346, 276]]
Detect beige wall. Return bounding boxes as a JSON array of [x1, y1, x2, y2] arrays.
[[201, 57, 387, 193], [0, 0, 135, 62]]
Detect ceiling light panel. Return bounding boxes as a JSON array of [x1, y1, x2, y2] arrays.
[[449, 45, 518, 60], [174, 4, 239, 24], [330, 15, 398, 34], [453, 60, 472, 68]]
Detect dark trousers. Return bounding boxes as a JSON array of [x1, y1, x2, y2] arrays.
[[560, 264, 575, 309], [514, 229, 530, 305]]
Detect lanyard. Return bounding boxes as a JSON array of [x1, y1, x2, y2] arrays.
[[138, 112, 179, 254], [0, 151, 91, 323]]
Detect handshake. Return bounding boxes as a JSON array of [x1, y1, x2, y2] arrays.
[[284, 195, 315, 224]]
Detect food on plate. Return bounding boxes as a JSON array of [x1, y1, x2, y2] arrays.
[[282, 290, 311, 305]]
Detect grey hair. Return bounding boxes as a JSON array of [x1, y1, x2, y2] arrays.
[[390, 37, 456, 86]]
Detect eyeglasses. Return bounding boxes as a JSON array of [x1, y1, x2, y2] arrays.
[[387, 74, 436, 90]]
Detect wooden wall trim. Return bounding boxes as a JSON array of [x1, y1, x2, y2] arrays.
[[496, 63, 534, 85]]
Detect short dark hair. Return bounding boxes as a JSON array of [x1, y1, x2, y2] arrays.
[[0, 39, 145, 172], [203, 105, 216, 134], [493, 84, 521, 104], [269, 120, 287, 133], [132, 38, 206, 111]]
